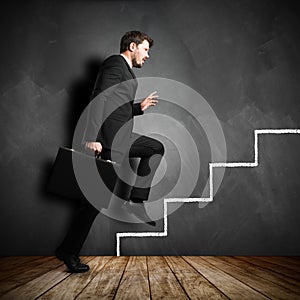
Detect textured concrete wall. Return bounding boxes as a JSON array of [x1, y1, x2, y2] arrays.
[[0, 0, 300, 255]]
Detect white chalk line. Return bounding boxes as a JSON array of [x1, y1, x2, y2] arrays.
[[116, 129, 300, 256]]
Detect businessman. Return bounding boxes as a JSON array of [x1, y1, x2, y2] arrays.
[[56, 31, 164, 273], [84, 30, 164, 222]]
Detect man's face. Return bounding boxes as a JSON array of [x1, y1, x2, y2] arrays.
[[132, 40, 150, 68]]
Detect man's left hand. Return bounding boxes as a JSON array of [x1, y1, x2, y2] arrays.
[[140, 91, 159, 111]]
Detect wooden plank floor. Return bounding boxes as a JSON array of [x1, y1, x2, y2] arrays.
[[0, 256, 299, 299]]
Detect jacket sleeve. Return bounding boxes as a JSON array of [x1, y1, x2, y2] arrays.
[[133, 103, 144, 116], [83, 58, 124, 143]]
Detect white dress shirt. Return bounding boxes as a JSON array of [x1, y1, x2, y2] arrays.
[[120, 54, 132, 68]]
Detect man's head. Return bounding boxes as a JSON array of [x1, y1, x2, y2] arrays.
[[120, 31, 154, 68]]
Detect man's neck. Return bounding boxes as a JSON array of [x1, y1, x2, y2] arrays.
[[120, 53, 132, 68]]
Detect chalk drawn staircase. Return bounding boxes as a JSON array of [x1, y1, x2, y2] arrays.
[[116, 129, 300, 256]]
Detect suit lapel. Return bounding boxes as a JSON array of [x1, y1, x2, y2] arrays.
[[128, 66, 136, 79]]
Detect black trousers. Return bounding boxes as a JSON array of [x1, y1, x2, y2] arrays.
[[102, 133, 165, 202], [57, 197, 99, 255], [57, 134, 164, 255]]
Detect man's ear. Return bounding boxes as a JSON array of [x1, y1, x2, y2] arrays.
[[129, 42, 136, 52]]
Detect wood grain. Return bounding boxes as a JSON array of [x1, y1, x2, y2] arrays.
[[165, 256, 228, 299], [236, 256, 300, 281], [76, 256, 128, 299], [184, 256, 269, 300], [0, 257, 93, 300], [254, 256, 300, 272], [0, 256, 299, 300], [220, 256, 300, 294], [38, 256, 112, 300], [202, 256, 300, 300], [0, 256, 60, 296], [0, 256, 47, 281], [114, 256, 150, 300], [147, 256, 189, 299]]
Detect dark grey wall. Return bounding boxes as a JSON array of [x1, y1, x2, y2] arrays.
[[0, 0, 300, 255]]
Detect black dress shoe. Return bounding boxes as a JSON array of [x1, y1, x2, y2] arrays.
[[123, 201, 156, 226], [55, 248, 90, 273]]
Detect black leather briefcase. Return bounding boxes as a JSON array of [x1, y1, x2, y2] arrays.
[[47, 147, 119, 208]]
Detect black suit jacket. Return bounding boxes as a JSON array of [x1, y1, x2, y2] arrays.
[[83, 55, 143, 162]]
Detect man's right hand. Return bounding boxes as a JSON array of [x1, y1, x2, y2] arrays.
[[85, 142, 102, 155]]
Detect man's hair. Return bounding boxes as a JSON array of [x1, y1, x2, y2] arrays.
[[120, 31, 153, 53]]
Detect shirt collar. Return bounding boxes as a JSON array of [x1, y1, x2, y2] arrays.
[[120, 54, 132, 69]]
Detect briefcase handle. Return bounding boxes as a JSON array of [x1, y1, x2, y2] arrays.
[[69, 146, 119, 165]]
